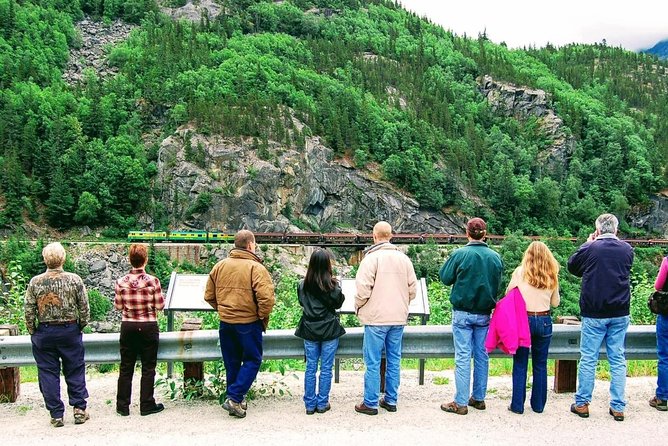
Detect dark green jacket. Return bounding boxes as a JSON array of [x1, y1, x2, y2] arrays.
[[439, 241, 503, 315]]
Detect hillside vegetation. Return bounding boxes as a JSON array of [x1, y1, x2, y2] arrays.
[[0, 0, 667, 236]]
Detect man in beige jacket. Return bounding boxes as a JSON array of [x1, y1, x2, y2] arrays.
[[205, 230, 275, 418], [354, 221, 418, 415]]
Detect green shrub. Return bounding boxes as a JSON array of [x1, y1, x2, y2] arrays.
[[88, 289, 112, 321]]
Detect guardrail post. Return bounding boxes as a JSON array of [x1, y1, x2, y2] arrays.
[[181, 318, 204, 394], [554, 316, 580, 393], [0, 325, 20, 403]]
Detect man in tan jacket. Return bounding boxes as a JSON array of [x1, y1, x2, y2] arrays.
[[354, 221, 417, 415], [205, 230, 275, 418]]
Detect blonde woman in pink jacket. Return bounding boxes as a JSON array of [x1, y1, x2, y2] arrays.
[[507, 241, 560, 414]]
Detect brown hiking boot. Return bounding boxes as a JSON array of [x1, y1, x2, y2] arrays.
[[73, 407, 90, 425], [50, 417, 64, 428], [354, 402, 378, 415], [609, 408, 624, 421], [649, 396, 668, 411], [223, 398, 246, 418], [468, 397, 486, 410], [570, 403, 589, 418], [441, 401, 468, 415]]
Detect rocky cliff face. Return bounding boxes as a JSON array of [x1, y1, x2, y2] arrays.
[[479, 75, 574, 178], [160, 0, 222, 22], [156, 128, 466, 234], [629, 193, 668, 236]]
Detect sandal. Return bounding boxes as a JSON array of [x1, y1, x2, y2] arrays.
[[73, 407, 90, 425], [440, 401, 468, 415]]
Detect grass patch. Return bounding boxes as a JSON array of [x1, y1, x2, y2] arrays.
[[432, 376, 449, 385]]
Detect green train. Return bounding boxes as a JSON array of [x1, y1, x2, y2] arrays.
[[127, 231, 236, 243]]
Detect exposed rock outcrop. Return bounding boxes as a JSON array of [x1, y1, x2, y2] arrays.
[[629, 193, 668, 236], [160, 0, 222, 22], [479, 75, 574, 178], [63, 18, 136, 84], [156, 129, 466, 234]]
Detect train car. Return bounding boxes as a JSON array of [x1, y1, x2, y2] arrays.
[[321, 233, 359, 245], [390, 233, 423, 244], [255, 232, 286, 244], [357, 233, 374, 246], [169, 231, 208, 243], [207, 232, 235, 243], [284, 232, 323, 244], [128, 231, 168, 242]]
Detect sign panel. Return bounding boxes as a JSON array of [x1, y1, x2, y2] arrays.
[[164, 273, 212, 311], [339, 278, 429, 318]]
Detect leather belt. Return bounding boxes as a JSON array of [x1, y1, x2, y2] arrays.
[[41, 320, 77, 326], [527, 310, 551, 316]]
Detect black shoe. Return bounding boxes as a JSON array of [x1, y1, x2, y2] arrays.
[[379, 398, 397, 412], [316, 403, 331, 414], [306, 408, 316, 415], [116, 408, 130, 417], [508, 405, 523, 415], [140, 403, 165, 416]]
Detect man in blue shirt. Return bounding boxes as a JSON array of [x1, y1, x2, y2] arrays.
[[568, 213, 634, 422]]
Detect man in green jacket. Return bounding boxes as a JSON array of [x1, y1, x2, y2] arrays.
[[439, 218, 503, 415]]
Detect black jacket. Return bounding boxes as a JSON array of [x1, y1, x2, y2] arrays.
[[567, 235, 634, 318], [294, 280, 346, 342]]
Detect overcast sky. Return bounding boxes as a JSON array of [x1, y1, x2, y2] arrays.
[[399, 0, 668, 51]]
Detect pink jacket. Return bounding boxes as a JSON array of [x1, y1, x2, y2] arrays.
[[485, 287, 531, 354]]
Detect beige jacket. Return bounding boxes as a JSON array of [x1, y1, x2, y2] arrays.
[[204, 248, 275, 325], [355, 243, 417, 325]]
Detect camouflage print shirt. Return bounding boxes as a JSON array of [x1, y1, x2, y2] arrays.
[[24, 268, 90, 335]]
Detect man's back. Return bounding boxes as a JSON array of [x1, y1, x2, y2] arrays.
[[440, 242, 503, 315], [355, 243, 417, 325], [568, 237, 634, 318]]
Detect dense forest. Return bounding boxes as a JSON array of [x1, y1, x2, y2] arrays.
[[1, 0, 667, 236]]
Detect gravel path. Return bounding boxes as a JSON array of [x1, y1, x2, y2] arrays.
[[2, 369, 664, 445]]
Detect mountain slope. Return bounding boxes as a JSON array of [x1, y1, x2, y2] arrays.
[[0, 0, 667, 236], [644, 39, 668, 59]]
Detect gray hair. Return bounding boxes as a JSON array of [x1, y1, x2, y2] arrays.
[[42, 242, 66, 269], [595, 213, 618, 235]]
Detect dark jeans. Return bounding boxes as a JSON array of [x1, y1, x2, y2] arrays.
[[31, 322, 88, 418], [511, 315, 552, 413], [117, 321, 159, 412], [219, 320, 263, 403]]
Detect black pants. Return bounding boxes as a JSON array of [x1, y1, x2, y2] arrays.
[[116, 321, 159, 412]]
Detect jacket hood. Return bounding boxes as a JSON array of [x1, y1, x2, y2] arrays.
[[365, 242, 400, 256]]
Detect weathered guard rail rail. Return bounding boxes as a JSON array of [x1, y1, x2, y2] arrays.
[[0, 325, 657, 368]]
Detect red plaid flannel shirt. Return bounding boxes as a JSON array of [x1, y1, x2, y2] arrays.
[[114, 268, 165, 322]]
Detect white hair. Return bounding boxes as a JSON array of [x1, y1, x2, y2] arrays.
[[595, 213, 619, 235], [42, 242, 66, 269]]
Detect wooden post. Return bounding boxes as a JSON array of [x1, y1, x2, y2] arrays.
[[0, 325, 20, 403], [553, 316, 581, 393], [181, 319, 204, 394]]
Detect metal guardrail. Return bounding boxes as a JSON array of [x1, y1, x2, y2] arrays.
[[0, 325, 658, 368]]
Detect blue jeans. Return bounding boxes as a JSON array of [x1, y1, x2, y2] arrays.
[[303, 338, 339, 410], [657, 314, 668, 400], [219, 320, 264, 403], [363, 325, 404, 408], [575, 316, 630, 412], [511, 315, 552, 413], [452, 310, 490, 406], [31, 323, 88, 418]]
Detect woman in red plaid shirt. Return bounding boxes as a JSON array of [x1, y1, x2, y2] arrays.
[[114, 244, 165, 417]]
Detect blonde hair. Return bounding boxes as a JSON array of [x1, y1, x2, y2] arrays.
[[42, 242, 66, 269], [521, 241, 559, 290]]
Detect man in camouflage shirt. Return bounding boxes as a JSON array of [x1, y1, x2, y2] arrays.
[[24, 242, 91, 427]]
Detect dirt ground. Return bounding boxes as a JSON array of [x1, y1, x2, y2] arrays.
[[2, 369, 665, 445]]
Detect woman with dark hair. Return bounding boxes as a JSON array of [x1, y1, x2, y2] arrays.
[[114, 244, 165, 417], [295, 249, 346, 415]]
